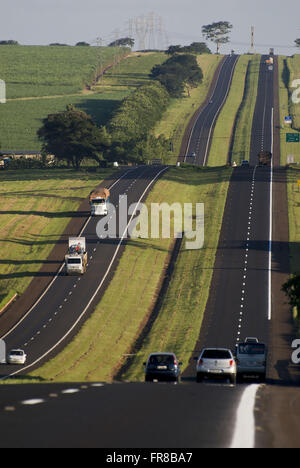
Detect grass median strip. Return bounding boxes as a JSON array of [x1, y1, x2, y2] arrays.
[[154, 54, 221, 164], [208, 55, 250, 166], [28, 165, 232, 383], [230, 55, 261, 164]]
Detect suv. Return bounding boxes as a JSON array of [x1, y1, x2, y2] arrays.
[[236, 338, 267, 381], [196, 348, 237, 384], [144, 353, 182, 382]]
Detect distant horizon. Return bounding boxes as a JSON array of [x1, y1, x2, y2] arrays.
[[0, 0, 299, 57]]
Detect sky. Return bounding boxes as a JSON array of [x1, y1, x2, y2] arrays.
[[0, 0, 299, 55]]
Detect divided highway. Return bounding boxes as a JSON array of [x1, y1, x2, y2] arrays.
[[182, 54, 238, 165], [0, 55, 282, 449], [0, 165, 168, 379]]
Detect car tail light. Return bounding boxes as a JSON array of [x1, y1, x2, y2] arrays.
[[198, 359, 203, 365], [229, 360, 234, 367]]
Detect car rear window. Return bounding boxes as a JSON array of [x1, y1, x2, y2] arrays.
[[202, 350, 231, 359], [148, 355, 175, 365], [238, 344, 265, 355]]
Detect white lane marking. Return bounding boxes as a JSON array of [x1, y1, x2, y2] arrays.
[[184, 56, 230, 162], [61, 388, 80, 394], [6, 167, 169, 378], [0, 168, 136, 341], [268, 108, 274, 321], [203, 56, 239, 165], [21, 399, 45, 406], [230, 384, 260, 449]]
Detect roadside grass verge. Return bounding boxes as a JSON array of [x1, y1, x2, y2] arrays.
[[286, 167, 300, 274], [0, 168, 115, 303], [208, 55, 250, 166], [153, 55, 221, 164], [277, 55, 300, 165], [28, 165, 232, 383], [230, 55, 261, 164]]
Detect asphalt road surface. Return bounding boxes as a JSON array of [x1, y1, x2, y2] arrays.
[[1, 56, 296, 449], [0, 165, 169, 378], [183, 54, 238, 166]]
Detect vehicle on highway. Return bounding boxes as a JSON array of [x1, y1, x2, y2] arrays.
[[7, 349, 27, 365], [236, 337, 267, 382], [195, 348, 237, 384], [241, 160, 250, 167], [188, 152, 196, 159], [144, 352, 182, 382], [65, 237, 88, 275], [89, 188, 110, 216], [258, 151, 272, 167]]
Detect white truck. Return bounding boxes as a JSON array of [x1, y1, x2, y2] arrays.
[[89, 188, 110, 216], [65, 237, 88, 275]]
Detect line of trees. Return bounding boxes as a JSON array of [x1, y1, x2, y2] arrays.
[[150, 53, 203, 98], [37, 38, 208, 168]]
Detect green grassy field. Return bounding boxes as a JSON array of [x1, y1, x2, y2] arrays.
[[0, 168, 115, 307], [278, 55, 300, 165], [208, 55, 251, 166], [28, 165, 232, 383], [286, 168, 300, 274], [0, 49, 166, 151], [0, 45, 129, 98]]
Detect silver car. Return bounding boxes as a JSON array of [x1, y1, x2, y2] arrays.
[[7, 349, 27, 365], [196, 348, 237, 384], [236, 338, 267, 381]]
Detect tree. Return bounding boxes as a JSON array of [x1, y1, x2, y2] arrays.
[[282, 275, 300, 310], [38, 105, 111, 169], [202, 21, 233, 54], [0, 40, 19, 45], [76, 42, 90, 46], [150, 54, 203, 97], [166, 45, 182, 55], [108, 38, 134, 48]]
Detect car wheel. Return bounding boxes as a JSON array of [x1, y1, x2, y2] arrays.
[[230, 375, 237, 385], [196, 373, 204, 383], [145, 376, 152, 383]]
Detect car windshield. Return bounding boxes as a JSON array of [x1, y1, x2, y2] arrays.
[[202, 350, 231, 359], [67, 258, 81, 265], [10, 351, 23, 356], [238, 344, 265, 355], [148, 355, 174, 365]]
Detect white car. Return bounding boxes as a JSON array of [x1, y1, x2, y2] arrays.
[[195, 348, 237, 384], [7, 349, 27, 365]]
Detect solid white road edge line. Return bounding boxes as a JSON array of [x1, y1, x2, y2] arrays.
[[184, 56, 230, 162], [230, 384, 260, 449], [4, 166, 169, 378], [0, 167, 135, 341], [203, 55, 239, 165], [268, 108, 274, 321]]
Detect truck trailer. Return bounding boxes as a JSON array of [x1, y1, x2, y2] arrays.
[[65, 237, 88, 275], [89, 188, 110, 216]]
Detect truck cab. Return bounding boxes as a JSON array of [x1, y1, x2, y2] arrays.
[[65, 237, 88, 275], [89, 188, 110, 216]]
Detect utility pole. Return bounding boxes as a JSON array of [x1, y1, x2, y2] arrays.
[[250, 26, 255, 54]]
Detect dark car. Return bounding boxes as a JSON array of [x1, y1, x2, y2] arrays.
[[241, 160, 250, 167], [144, 353, 182, 382]]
